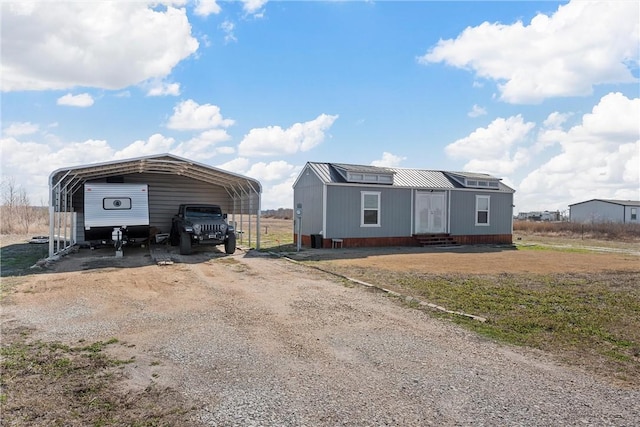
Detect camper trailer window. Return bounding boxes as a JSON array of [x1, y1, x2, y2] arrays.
[[103, 197, 132, 210]]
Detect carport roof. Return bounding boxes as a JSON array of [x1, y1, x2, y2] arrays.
[[49, 153, 262, 200]]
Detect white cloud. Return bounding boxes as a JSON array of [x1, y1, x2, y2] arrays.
[[217, 157, 251, 175], [238, 113, 338, 156], [57, 93, 95, 107], [468, 104, 487, 118], [371, 152, 406, 167], [194, 0, 221, 17], [0, 128, 237, 205], [220, 20, 237, 43], [246, 161, 296, 182], [166, 99, 234, 130], [1, 2, 199, 91], [173, 129, 232, 160], [242, 0, 268, 16], [515, 93, 639, 211], [3, 122, 39, 137], [260, 172, 299, 210], [147, 81, 181, 97], [420, 1, 639, 104], [114, 134, 176, 160], [445, 115, 535, 175], [1, 135, 115, 203]]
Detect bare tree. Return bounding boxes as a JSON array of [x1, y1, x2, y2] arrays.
[[1, 177, 19, 233], [17, 187, 38, 234]]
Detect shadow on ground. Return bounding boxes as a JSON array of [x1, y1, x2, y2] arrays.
[[0, 241, 244, 277], [281, 244, 517, 262]]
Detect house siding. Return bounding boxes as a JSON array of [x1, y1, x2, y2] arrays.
[[449, 190, 514, 236], [570, 200, 625, 223], [75, 173, 231, 241], [293, 165, 325, 236], [325, 185, 412, 238]]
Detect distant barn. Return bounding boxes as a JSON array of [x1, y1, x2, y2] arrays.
[[292, 162, 515, 248], [569, 199, 640, 224]]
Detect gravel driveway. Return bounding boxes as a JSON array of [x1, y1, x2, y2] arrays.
[[2, 248, 639, 426]]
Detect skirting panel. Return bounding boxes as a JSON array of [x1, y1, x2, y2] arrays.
[[299, 235, 418, 249], [296, 234, 513, 248], [454, 234, 513, 245]]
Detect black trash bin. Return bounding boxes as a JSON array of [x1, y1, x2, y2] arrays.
[[311, 234, 323, 248]]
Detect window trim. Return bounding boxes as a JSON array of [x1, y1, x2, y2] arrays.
[[361, 191, 381, 227], [475, 195, 490, 226], [631, 207, 637, 221]]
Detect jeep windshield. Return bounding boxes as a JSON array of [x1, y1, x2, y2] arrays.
[[185, 206, 222, 218]]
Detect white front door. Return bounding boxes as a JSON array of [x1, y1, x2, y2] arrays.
[[415, 192, 446, 234]]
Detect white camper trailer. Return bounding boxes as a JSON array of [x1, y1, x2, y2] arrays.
[[84, 183, 150, 246]]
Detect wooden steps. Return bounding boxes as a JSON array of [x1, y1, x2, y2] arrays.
[[413, 233, 458, 247]]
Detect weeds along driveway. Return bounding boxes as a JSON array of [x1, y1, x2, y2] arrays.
[[2, 248, 639, 426]]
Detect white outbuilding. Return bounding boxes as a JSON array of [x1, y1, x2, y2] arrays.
[[569, 199, 640, 224]]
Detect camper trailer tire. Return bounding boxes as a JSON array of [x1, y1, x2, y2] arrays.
[[225, 233, 236, 254], [179, 232, 192, 255]]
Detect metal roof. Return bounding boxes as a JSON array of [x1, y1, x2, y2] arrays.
[[569, 199, 640, 207], [331, 163, 396, 175], [446, 171, 500, 181], [49, 153, 262, 199], [303, 162, 514, 192]]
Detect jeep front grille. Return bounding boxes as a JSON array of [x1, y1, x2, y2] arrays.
[[201, 224, 225, 233]]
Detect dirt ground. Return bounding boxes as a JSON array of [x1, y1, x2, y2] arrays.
[[2, 237, 640, 425], [291, 244, 640, 274]]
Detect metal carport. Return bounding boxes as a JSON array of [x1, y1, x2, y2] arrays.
[[48, 153, 262, 257]]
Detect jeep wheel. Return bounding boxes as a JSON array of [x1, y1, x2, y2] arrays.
[[224, 233, 236, 254], [169, 226, 179, 246], [179, 232, 192, 255]]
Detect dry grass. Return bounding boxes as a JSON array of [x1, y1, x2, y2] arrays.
[[258, 217, 295, 251], [312, 260, 640, 385], [0, 327, 200, 426], [514, 220, 640, 242]]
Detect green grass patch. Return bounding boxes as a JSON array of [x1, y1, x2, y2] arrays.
[[1, 328, 200, 426], [1, 242, 48, 277], [313, 262, 640, 384], [515, 243, 591, 254]]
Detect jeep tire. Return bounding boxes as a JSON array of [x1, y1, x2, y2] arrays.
[[224, 233, 236, 254], [169, 226, 179, 246], [179, 231, 192, 255]]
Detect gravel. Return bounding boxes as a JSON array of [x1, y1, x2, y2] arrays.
[[2, 249, 639, 426]]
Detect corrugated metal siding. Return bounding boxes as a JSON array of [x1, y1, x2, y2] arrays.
[[325, 185, 412, 238], [75, 173, 232, 240], [125, 174, 231, 234], [449, 190, 514, 235], [293, 165, 325, 235], [570, 200, 625, 223]]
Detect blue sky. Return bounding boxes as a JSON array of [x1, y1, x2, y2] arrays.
[[1, 0, 639, 212]]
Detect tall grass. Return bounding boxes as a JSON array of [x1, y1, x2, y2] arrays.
[[514, 220, 640, 241]]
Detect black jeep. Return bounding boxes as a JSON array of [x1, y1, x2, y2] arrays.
[[170, 204, 236, 255]]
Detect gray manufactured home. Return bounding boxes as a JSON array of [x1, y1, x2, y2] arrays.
[[569, 199, 640, 224], [293, 162, 515, 248]]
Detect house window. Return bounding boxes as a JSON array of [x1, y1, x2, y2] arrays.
[[632, 208, 637, 221], [475, 195, 490, 226], [361, 191, 381, 227]]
